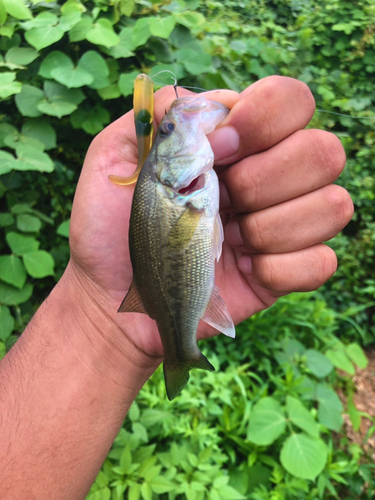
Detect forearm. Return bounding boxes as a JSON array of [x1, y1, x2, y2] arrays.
[[0, 264, 159, 500]]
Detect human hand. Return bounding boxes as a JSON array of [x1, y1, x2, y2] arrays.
[[67, 76, 353, 365]]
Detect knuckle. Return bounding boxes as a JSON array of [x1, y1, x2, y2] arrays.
[[244, 214, 266, 252], [257, 254, 276, 289]]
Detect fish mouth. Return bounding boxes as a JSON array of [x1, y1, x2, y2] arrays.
[[178, 173, 206, 196]]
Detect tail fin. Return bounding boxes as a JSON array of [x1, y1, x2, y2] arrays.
[[163, 352, 215, 401]]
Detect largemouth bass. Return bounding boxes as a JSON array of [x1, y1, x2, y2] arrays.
[[119, 95, 235, 400]]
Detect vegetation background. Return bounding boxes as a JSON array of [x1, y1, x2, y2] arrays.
[[0, 0, 374, 498]]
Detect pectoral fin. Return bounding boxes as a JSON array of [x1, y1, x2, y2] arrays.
[[213, 213, 224, 262], [118, 280, 147, 314], [202, 286, 235, 338], [166, 206, 202, 249]]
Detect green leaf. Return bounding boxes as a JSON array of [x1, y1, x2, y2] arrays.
[[345, 343, 368, 369], [6, 232, 39, 255], [0, 1, 7, 25], [175, 11, 205, 29], [4, 130, 45, 151], [78, 51, 110, 89], [141, 482, 152, 500], [5, 47, 38, 65], [247, 397, 286, 445], [0, 213, 14, 227], [15, 145, 54, 172], [0, 255, 27, 288], [149, 16, 176, 39], [38, 81, 85, 118], [25, 24, 64, 51], [286, 396, 319, 438], [0, 305, 14, 340], [0, 281, 33, 305], [17, 214, 42, 233], [128, 483, 141, 500], [59, 2, 82, 31], [347, 394, 361, 431], [11, 204, 32, 215], [70, 105, 110, 135], [69, 17, 93, 42], [325, 349, 355, 375], [86, 18, 119, 48], [149, 477, 175, 494], [132, 18, 151, 49], [97, 84, 120, 100], [176, 48, 212, 75], [0, 150, 17, 175], [56, 220, 70, 238], [118, 71, 139, 97], [280, 434, 327, 480], [3, 0, 31, 20], [316, 384, 343, 431], [106, 27, 134, 59], [217, 485, 245, 500], [22, 120, 56, 150], [51, 64, 94, 89], [23, 250, 54, 278], [15, 84, 44, 117], [305, 349, 333, 378], [39, 51, 73, 79], [0, 72, 21, 98], [120, 0, 135, 17], [0, 123, 17, 147], [132, 422, 148, 443]]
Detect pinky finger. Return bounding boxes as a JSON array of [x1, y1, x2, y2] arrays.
[[238, 244, 338, 294]]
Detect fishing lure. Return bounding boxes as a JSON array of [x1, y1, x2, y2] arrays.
[[109, 73, 154, 186]]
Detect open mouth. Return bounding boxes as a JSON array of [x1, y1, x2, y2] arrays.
[[178, 174, 205, 196]]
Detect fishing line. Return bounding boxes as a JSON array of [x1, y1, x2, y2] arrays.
[[315, 109, 375, 120], [147, 72, 375, 121]]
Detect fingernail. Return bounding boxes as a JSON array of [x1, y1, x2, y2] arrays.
[[219, 181, 230, 209], [238, 255, 252, 275], [209, 126, 240, 161], [225, 221, 243, 247]]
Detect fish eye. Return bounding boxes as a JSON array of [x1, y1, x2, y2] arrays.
[[159, 121, 176, 137]]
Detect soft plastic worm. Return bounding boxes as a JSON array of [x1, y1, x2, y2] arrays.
[[109, 73, 154, 186]]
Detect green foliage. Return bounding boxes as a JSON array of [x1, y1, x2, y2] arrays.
[[1, 0, 374, 498], [86, 294, 374, 499]]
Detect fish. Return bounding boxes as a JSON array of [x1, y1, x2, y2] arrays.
[[119, 95, 235, 400]]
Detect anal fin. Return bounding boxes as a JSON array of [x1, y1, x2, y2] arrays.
[[202, 285, 235, 338], [118, 280, 147, 314]]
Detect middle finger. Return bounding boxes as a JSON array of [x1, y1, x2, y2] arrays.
[[219, 128, 346, 213], [225, 184, 354, 254]]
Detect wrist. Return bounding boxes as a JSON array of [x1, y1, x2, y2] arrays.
[[44, 262, 161, 393]]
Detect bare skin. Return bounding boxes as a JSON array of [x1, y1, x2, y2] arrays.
[[0, 77, 353, 500]]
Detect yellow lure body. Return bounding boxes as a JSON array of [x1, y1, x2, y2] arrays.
[[109, 73, 154, 186]]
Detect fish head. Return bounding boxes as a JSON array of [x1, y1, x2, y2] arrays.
[[153, 96, 229, 205]]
